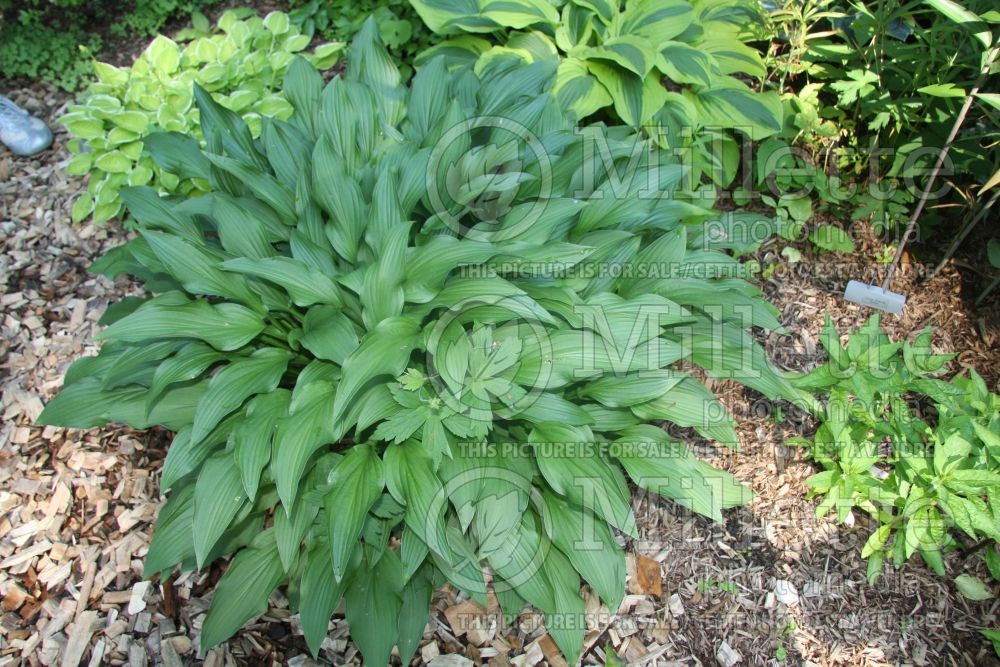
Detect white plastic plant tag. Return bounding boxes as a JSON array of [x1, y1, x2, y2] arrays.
[[843, 280, 906, 314]]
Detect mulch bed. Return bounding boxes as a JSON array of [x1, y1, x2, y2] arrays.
[[1, 81, 999, 667]]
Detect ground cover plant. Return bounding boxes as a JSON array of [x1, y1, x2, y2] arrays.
[[793, 315, 1000, 590], [288, 0, 435, 77], [0, 0, 218, 90], [59, 9, 343, 224], [38, 20, 803, 664]]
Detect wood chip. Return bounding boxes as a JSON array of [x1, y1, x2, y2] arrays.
[[60, 610, 97, 667], [633, 555, 663, 597], [536, 634, 568, 667], [444, 599, 486, 638]]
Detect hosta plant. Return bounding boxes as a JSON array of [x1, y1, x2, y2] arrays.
[[794, 316, 1000, 585], [408, 0, 783, 187], [40, 22, 797, 664], [60, 9, 342, 224]]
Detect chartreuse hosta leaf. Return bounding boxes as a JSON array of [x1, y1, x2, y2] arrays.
[[38, 19, 795, 665]]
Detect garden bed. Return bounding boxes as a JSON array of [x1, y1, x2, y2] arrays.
[[2, 82, 998, 667]]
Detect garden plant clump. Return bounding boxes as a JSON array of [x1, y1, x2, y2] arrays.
[[38, 19, 804, 664], [8, 0, 1000, 663], [794, 315, 1000, 588], [59, 9, 343, 224]]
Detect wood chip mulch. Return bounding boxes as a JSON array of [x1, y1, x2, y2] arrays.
[[2, 83, 999, 667]]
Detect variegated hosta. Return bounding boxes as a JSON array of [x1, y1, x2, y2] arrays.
[[409, 0, 783, 185], [40, 21, 794, 665]]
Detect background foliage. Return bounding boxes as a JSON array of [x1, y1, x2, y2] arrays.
[[59, 9, 342, 224], [0, 0, 219, 90]]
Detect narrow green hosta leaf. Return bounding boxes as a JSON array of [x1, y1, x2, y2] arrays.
[[614, 425, 752, 521], [540, 546, 586, 665], [193, 83, 268, 173], [312, 134, 366, 262], [141, 230, 259, 306], [542, 491, 625, 613], [284, 56, 323, 140], [211, 196, 280, 260], [190, 348, 292, 445], [146, 343, 224, 412], [326, 444, 385, 581], [514, 392, 595, 426], [200, 531, 285, 650], [37, 377, 205, 432], [144, 484, 195, 577], [331, 317, 420, 430], [274, 497, 318, 573], [101, 339, 183, 390], [403, 236, 499, 302], [406, 57, 450, 142], [581, 370, 685, 408], [531, 423, 637, 537], [298, 306, 360, 365], [205, 153, 297, 222], [97, 296, 265, 351], [193, 453, 247, 567], [400, 525, 430, 582], [300, 541, 349, 657], [489, 513, 554, 612], [344, 548, 403, 667], [144, 131, 212, 181], [120, 186, 199, 239], [233, 390, 290, 501], [630, 375, 738, 445], [384, 444, 449, 559], [160, 417, 228, 490], [222, 257, 343, 308], [272, 380, 337, 510], [361, 223, 410, 327], [347, 18, 404, 126], [397, 563, 434, 665], [262, 118, 313, 190]]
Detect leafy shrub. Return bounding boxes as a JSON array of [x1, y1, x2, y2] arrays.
[[288, 0, 435, 75], [793, 315, 1000, 585], [407, 0, 782, 186], [763, 0, 1000, 235], [39, 21, 798, 663], [0, 0, 217, 90], [59, 9, 342, 224]]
